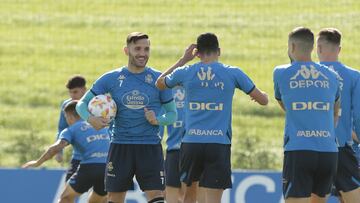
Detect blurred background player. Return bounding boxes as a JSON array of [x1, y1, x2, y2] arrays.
[[274, 27, 341, 203], [23, 100, 110, 203], [76, 32, 177, 203], [56, 75, 87, 181], [316, 28, 360, 203], [156, 33, 268, 203], [165, 85, 186, 203]]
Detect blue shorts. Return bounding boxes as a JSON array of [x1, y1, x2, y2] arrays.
[[283, 151, 338, 198], [65, 158, 80, 182], [105, 143, 165, 192], [165, 150, 181, 188], [69, 163, 107, 196], [179, 143, 232, 189], [334, 145, 360, 192]]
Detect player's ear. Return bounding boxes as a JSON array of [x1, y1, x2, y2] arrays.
[[217, 48, 221, 56], [124, 46, 129, 56], [338, 46, 341, 54]]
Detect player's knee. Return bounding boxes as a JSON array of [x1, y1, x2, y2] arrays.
[[148, 197, 165, 203]]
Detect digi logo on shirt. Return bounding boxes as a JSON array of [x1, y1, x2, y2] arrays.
[[122, 90, 149, 109], [290, 65, 329, 89], [291, 102, 330, 111], [189, 102, 224, 111]]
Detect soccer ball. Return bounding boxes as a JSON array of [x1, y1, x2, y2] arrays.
[[88, 95, 117, 120]]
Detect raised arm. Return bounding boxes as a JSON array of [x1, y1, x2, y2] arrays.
[[22, 139, 69, 168], [156, 44, 197, 90]]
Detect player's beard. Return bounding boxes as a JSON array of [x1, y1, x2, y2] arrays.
[[129, 53, 148, 69]]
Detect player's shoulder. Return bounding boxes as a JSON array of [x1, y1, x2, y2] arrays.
[[145, 66, 162, 77], [273, 63, 291, 78], [100, 67, 127, 80], [318, 63, 340, 80], [61, 98, 72, 107]]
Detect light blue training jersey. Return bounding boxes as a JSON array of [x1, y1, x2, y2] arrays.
[[165, 62, 255, 144], [57, 99, 82, 160], [91, 67, 173, 144], [166, 86, 186, 151], [273, 61, 340, 152], [320, 61, 360, 147], [59, 120, 110, 164]]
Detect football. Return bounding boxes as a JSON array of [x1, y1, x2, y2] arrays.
[[88, 95, 117, 120]]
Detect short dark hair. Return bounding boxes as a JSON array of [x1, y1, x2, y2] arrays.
[[66, 75, 86, 89], [196, 33, 219, 54], [63, 100, 79, 117], [126, 32, 149, 45], [288, 27, 314, 51], [317, 28, 341, 45]]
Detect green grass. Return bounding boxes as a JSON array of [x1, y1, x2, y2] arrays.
[[1, 0, 360, 169]]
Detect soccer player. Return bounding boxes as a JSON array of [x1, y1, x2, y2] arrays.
[[316, 28, 360, 203], [76, 32, 177, 203], [56, 75, 87, 181], [273, 27, 341, 203], [23, 101, 109, 203], [156, 33, 269, 203], [165, 85, 186, 203]]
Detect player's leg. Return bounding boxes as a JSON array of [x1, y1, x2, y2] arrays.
[[197, 187, 206, 203], [310, 193, 329, 203], [200, 144, 231, 203], [283, 151, 318, 203], [105, 144, 135, 203], [135, 144, 165, 202], [335, 145, 360, 203], [312, 152, 338, 203], [60, 164, 92, 203], [89, 163, 108, 203], [165, 150, 183, 203], [179, 143, 204, 203], [183, 182, 199, 203], [59, 184, 81, 203]]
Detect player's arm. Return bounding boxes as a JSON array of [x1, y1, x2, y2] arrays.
[[156, 44, 197, 90], [334, 99, 340, 126], [55, 102, 68, 163], [76, 90, 108, 130], [145, 101, 177, 126], [22, 139, 69, 168], [248, 88, 268, 105], [352, 131, 359, 143]]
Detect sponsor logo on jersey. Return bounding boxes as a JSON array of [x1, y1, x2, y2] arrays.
[[145, 74, 153, 84], [189, 102, 224, 111], [188, 129, 224, 136], [296, 130, 331, 138], [90, 152, 108, 158], [291, 102, 330, 111], [174, 88, 185, 108], [86, 134, 110, 143], [122, 90, 149, 109], [290, 65, 329, 89]]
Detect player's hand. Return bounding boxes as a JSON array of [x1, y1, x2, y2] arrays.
[[55, 152, 63, 163], [181, 44, 197, 63], [22, 160, 39, 168], [87, 116, 109, 130], [144, 108, 159, 125]]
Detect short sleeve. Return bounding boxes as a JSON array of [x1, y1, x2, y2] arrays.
[[165, 66, 189, 88], [231, 68, 255, 94], [91, 72, 114, 95], [273, 68, 282, 100], [59, 128, 73, 144]]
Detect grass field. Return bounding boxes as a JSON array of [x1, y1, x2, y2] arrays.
[[1, 0, 360, 168]]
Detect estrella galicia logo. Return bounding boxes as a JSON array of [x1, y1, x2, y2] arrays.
[[122, 90, 149, 109]]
